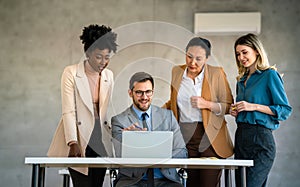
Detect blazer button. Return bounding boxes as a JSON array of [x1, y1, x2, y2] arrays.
[[77, 121, 81, 125], [104, 121, 108, 125]]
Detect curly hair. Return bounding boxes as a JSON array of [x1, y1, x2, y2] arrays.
[[79, 24, 118, 53]]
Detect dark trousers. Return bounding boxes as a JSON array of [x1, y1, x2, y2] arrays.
[[68, 145, 107, 187], [234, 123, 276, 187], [179, 122, 222, 187]]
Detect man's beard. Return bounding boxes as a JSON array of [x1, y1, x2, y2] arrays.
[[133, 98, 150, 111]]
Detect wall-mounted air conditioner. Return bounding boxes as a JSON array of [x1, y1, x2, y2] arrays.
[[194, 12, 261, 35]]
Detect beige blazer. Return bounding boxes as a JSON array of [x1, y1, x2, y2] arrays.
[[47, 61, 114, 174], [164, 64, 234, 158]]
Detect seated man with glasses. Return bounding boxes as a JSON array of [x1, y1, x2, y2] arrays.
[[111, 72, 187, 187]]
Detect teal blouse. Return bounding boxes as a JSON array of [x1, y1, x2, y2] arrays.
[[235, 69, 292, 130]]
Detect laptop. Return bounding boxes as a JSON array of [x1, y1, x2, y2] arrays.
[[121, 131, 173, 158]]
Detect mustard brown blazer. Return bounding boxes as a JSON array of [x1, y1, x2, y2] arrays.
[[47, 61, 114, 175], [164, 64, 234, 158]]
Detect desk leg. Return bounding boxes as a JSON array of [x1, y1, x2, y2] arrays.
[[31, 164, 45, 187], [38, 166, 45, 187], [31, 164, 39, 187], [224, 169, 232, 187], [240, 167, 246, 187]]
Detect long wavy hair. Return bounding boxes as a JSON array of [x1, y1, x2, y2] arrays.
[[234, 33, 276, 81]]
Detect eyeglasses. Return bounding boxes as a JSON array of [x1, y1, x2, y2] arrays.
[[133, 90, 153, 97]]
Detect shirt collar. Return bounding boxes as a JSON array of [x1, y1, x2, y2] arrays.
[[240, 69, 263, 81], [255, 69, 263, 74], [183, 67, 205, 83], [132, 105, 152, 120]]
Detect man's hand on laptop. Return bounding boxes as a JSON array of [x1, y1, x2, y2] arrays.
[[123, 123, 147, 131]]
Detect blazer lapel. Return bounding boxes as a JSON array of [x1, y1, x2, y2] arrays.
[[201, 64, 212, 128], [201, 64, 211, 101], [151, 106, 162, 131], [173, 65, 185, 95], [170, 65, 185, 120], [74, 62, 94, 114], [127, 106, 140, 126], [172, 65, 185, 106]]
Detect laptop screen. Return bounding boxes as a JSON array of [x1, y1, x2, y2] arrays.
[[121, 131, 173, 158]]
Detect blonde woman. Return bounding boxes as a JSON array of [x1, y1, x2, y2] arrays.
[[230, 33, 292, 187]]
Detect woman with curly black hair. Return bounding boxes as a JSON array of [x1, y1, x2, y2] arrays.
[[48, 24, 118, 187]]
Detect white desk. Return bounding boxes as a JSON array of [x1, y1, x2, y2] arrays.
[[25, 157, 253, 187]]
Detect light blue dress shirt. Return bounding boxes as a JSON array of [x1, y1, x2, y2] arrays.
[[132, 105, 152, 130], [235, 69, 292, 130]]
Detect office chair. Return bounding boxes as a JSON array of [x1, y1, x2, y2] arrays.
[[109, 168, 187, 187]]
